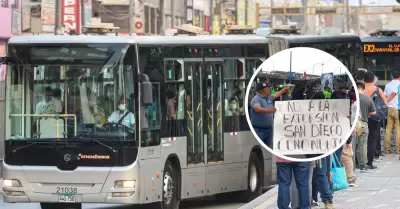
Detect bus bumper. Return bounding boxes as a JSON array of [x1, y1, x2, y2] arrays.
[[1, 161, 141, 204]]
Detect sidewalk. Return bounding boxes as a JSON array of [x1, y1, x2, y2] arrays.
[[244, 154, 400, 209]]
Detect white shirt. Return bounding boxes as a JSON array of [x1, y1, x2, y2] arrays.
[[35, 98, 62, 114], [384, 79, 399, 108], [108, 110, 135, 128]]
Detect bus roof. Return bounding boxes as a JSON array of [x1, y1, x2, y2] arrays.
[[8, 35, 137, 44], [267, 35, 361, 44], [134, 35, 269, 45], [8, 35, 269, 45], [361, 36, 400, 42]]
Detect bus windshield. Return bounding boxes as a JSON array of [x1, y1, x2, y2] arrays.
[[6, 43, 137, 142], [364, 55, 400, 88]]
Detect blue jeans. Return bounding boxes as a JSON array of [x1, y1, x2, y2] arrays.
[[315, 158, 333, 203], [254, 127, 273, 148], [335, 146, 343, 161], [277, 162, 310, 209]]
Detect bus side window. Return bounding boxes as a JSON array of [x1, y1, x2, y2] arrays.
[[223, 60, 245, 117], [163, 60, 186, 137]]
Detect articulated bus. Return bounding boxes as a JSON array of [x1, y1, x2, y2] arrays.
[[361, 29, 400, 89], [266, 34, 363, 76], [1, 35, 271, 209], [0, 28, 363, 209]]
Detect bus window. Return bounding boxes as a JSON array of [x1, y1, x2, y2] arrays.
[[245, 59, 263, 100], [224, 60, 245, 117], [364, 56, 391, 88], [223, 59, 247, 135], [163, 60, 186, 138], [337, 43, 351, 71]]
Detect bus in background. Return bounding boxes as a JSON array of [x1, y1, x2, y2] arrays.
[[361, 29, 400, 89], [266, 25, 363, 76], [1, 26, 273, 209]]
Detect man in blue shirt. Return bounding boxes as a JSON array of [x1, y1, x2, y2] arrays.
[[250, 82, 288, 148]]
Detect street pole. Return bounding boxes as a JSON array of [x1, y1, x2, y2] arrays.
[[129, 0, 135, 35], [357, 0, 362, 35], [55, 0, 62, 34], [171, 0, 175, 27]]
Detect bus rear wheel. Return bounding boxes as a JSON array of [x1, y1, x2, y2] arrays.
[[161, 161, 180, 209], [40, 203, 82, 209], [243, 152, 263, 201]]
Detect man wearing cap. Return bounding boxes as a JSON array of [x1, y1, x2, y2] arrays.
[[108, 98, 136, 129], [250, 82, 288, 148]]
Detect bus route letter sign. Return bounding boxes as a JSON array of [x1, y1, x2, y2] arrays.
[[273, 99, 350, 156]]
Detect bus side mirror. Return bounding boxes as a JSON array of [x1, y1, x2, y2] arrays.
[[139, 73, 153, 105], [0, 57, 6, 64]]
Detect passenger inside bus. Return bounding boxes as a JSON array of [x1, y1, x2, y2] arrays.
[[225, 97, 242, 116], [35, 87, 63, 114], [166, 90, 177, 120], [108, 98, 135, 129]]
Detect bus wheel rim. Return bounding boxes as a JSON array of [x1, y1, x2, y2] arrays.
[[163, 172, 174, 204], [249, 163, 258, 192]]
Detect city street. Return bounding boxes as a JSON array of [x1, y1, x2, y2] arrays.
[[251, 154, 400, 209]]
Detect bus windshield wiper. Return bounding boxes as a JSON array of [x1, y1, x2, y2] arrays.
[[12, 141, 64, 153], [73, 137, 118, 153]]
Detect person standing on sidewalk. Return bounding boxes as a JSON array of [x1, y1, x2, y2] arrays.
[[384, 72, 400, 154], [355, 81, 376, 171], [276, 156, 310, 209], [342, 98, 358, 186], [364, 71, 387, 169]]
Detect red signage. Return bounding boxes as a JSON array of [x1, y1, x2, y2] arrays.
[[135, 21, 143, 29], [204, 16, 210, 32], [62, 0, 81, 34]]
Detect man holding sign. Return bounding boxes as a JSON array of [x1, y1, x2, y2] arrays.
[[273, 99, 351, 156], [250, 82, 289, 147]]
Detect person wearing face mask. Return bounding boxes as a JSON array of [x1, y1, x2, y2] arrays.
[[108, 98, 136, 129], [229, 97, 241, 116], [250, 82, 289, 148], [35, 87, 63, 114]]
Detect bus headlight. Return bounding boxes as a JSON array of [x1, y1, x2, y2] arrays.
[[114, 180, 135, 188], [3, 179, 21, 187]]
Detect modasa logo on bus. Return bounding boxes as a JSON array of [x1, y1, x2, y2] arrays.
[[363, 44, 400, 53], [76, 153, 111, 160]]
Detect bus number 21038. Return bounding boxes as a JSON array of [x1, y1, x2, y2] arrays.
[[56, 187, 78, 194]]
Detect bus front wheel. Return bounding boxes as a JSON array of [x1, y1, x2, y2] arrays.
[[40, 203, 82, 209], [161, 161, 180, 209]]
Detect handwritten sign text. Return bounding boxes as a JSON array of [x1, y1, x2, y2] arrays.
[[273, 99, 350, 155]]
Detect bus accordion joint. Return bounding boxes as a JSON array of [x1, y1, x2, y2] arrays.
[[224, 25, 255, 35], [270, 25, 301, 35], [174, 25, 209, 36]]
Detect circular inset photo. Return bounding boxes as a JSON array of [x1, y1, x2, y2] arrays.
[[245, 47, 359, 162]]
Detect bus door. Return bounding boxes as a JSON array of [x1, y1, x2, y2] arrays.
[[204, 58, 224, 165], [183, 58, 205, 165]]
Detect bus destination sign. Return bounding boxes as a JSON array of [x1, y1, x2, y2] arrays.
[[363, 43, 400, 53]]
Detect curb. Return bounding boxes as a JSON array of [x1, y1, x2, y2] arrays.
[[238, 185, 278, 209]]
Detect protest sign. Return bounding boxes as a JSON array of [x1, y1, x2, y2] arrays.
[[273, 99, 350, 155]]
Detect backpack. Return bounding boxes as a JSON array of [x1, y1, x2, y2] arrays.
[[369, 88, 387, 122]]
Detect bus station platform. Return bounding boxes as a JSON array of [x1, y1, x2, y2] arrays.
[[241, 154, 400, 209]]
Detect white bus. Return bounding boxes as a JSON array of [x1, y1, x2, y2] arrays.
[[0, 34, 274, 209]]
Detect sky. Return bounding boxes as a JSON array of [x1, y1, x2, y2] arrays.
[[260, 47, 350, 76]]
